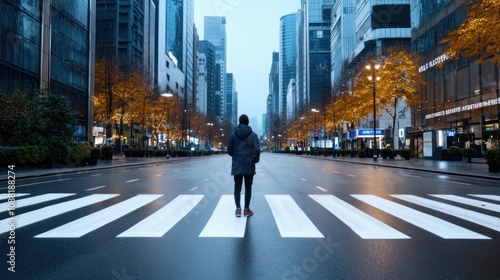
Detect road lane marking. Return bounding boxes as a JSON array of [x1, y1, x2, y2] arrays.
[[36, 194, 163, 238], [446, 181, 471, 186], [316, 186, 327, 192], [0, 193, 75, 212], [85, 186, 106, 191], [346, 174, 356, 177], [310, 195, 409, 239], [332, 171, 341, 174], [118, 195, 204, 238], [0, 178, 71, 189], [392, 195, 500, 232], [469, 195, 500, 202], [155, 174, 163, 177], [430, 195, 500, 213], [265, 195, 324, 238], [199, 195, 247, 238], [189, 187, 198, 192], [0, 194, 118, 234], [90, 174, 101, 177], [352, 195, 489, 239], [300, 178, 307, 181], [126, 179, 139, 183], [402, 174, 422, 178], [0, 193, 30, 200]]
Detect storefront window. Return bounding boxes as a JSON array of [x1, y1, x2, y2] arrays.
[[456, 67, 470, 100]]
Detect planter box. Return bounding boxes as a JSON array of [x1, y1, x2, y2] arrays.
[[488, 163, 500, 173], [442, 154, 462, 161]]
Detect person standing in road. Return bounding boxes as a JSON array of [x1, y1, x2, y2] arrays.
[[227, 114, 260, 217]]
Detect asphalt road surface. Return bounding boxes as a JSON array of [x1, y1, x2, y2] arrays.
[[1, 153, 500, 279]]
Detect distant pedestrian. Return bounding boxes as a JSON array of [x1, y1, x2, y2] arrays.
[[227, 114, 260, 217]]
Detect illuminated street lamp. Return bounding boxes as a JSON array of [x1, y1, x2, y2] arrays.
[[366, 63, 381, 162], [206, 122, 213, 150], [161, 92, 174, 159]]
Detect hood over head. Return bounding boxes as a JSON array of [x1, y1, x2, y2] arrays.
[[234, 124, 253, 140]]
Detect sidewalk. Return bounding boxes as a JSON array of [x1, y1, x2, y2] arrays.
[[2, 154, 500, 181], [303, 154, 500, 180], [0, 155, 192, 181]]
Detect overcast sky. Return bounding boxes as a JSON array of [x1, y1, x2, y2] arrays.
[[194, 0, 300, 132]]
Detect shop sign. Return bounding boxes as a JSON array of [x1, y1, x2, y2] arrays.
[[419, 54, 450, 73], [426, 97, 500, 120]]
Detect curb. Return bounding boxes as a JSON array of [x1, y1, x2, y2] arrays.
[[301, 155, 500, 181]]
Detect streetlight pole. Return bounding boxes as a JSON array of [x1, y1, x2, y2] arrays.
[[311, 108, 319, 149], [366, 62, 380, 162], [161, 92, 174, 159]]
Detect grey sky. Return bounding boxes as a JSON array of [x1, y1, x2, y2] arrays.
[[194, 0, 300, 132]]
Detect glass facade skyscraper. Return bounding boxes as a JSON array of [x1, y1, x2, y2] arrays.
[[204, 16, 226, 119], [279, 13, 297, 125], [303, 0, 332, 110], [0, 0, 96, 141], [410, 0, 500, 155]]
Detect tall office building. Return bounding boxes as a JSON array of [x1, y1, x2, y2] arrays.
[[410, 0, 499, 156], [0, 0, 96, 141], [204, 16, 227, 119], [225, 73, 236, 125], [279, 13, 297, 126], [301, 0, 333, 111], [330, 0, 355, 92], [295, 8, 306, 118], [157, 0, 194, 104], [266, 52, 280, 139], [198, 40, 216, 120], [96, 0, 149, 72]]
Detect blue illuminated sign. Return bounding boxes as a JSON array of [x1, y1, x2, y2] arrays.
[[446, 130, 456, 137], [358, 129, 383, 136]]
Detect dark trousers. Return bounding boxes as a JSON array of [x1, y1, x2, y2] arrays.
[[234, 174, 253, 209]]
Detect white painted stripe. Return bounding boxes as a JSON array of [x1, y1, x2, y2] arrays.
[[300, 178, 307, 181], [4, 178, 71, 188], [189, 187, 198, 192], [0, 194, 118, 234], [36, 194, 162, 238], [126, 179, 139, 183], [332, 171, 341, 174], [393, 195, 500, 232], [0, 193, 75, 212], [0, 193, 30, 200], [90, 174, 101, 177], [199, 195, 247, 238], [346, 174, 356, 177], [265, 195, 324, 238], [155, 174, 162, 177], [430, 195, 500, 213], [352, 195, 489, 239], [85, 186, 106, 191], [447, 181, 471, 186], [469, 195, 500, 202], [119, 195, 204, 238], [310, 195, 409, 239], [316, 186, 327, 192]]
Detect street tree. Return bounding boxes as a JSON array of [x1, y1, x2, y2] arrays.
[[441, 0, 500, 64], [377, 47, 425, 148]]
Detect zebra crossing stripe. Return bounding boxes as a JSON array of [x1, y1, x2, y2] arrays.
[[392, 195, 500, 233], [199, 195, 247, 238], [265, 195, 324, 238], [0, 193, 76, 212], [352, 195, 489, 239], [309, 195, 410, 239], [430, 195, 500, 213], [0, 193, 30, 200], [0, 194, 118, 234], [118, 195, 204, 238], [469, 195, 500, 202], [35, 194, 163, 238]]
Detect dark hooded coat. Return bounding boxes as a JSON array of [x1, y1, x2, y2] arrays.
[[227, 124, 260, 175]]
